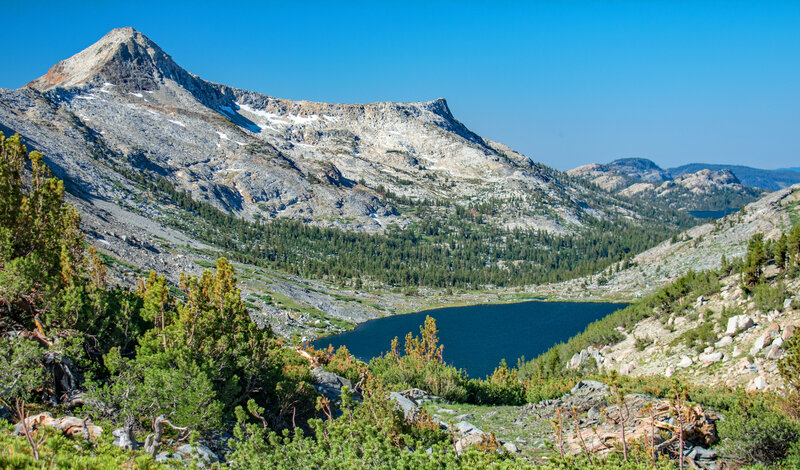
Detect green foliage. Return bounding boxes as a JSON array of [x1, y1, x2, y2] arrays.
[[718, 394, 800, 465], [0, 422, 168, 469], [779, 334, 800, 397], [109, 157, 695, 290], [228, 383, 528, 469], [0, 338, 46, 404], [677, 321, 716, 353], [466, 360, 526, 405], [86, 347, 222, 434], [752, 279, 789, 312], [742, 233, 767, 287], [0, 132, 84, 331]]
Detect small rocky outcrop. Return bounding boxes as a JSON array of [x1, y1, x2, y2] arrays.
[[310, 367, 356, 403], [14, 413, 102, 439], [526, 381, 719, 468], [388, 388, 518, 456]]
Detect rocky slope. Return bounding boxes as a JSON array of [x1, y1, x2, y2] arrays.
[[554, 185, 800, 392], [569, 158, 764, 212], [3, 27, 654, 237], [567, 270, 798, 394], [531, 184, 800, 301]]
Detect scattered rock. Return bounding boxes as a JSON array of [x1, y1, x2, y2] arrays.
[[389, 392, 418, 420], [750, 334, 774, 356], [766, 345, 784, 360]]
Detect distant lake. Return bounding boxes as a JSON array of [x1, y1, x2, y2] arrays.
[[311, 301, 628, 379], [688, 208, 738, 220]]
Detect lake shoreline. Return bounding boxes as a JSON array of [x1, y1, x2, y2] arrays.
[[312, 300, 629, 378]]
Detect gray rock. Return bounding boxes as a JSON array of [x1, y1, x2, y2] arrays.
[[176, 443, 219, 463], [714, 336, 733, 348], [502, 442, 519, 453], [570, 380, 608, 395], [726, 315, 754, 336], [311, 368, 353, 402], [699, 351, 723, 363], [389, 391, 418, 420], [678, 356, 693, 368], [453, 421, 483, 436]]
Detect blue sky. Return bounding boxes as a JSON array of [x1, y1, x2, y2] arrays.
[[2, 1, 798, 170]]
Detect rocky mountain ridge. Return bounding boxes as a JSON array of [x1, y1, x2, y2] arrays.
[[569, 158, 765, 212], [3, 27, 653, 238], [670, 163, 800, 191]]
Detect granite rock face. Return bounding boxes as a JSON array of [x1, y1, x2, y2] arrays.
[[1, 26, 651, 242]]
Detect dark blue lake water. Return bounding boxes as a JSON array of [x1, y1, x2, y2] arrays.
[[688, 208, 738, 220], [311, 301, 627, 379]]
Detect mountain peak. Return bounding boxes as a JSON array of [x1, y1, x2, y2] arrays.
[[26, 27, 188, 92]]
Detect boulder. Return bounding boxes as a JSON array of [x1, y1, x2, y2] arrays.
[[751, 334, 773, 356], [176, 444, 219, 464], [715, 336, 733, 348], [502, 441, 519, 453], [453, 420, 483, 436], [389, 392, 418, 420], [766, 345, 784, 360], [570, 380, 608, 395], [15, 413, 101, 440], [783, 324, 796, 341], [784, 298, 794, 311], [725, 315, 754, 336], [747, 376, 767, 391], [699, 352, 723, 363], [454, 433, 487, 455], [311, 368, 353, 403], [678, 356, 693, 368]]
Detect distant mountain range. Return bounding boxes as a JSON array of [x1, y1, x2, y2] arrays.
[[668, 163, 800, 191], [568, 158, 765, 213]]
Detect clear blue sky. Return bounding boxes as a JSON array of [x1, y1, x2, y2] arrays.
[[2, 1, 798, 170]]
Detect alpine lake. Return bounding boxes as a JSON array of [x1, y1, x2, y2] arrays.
[[312, 300, 628, 379]]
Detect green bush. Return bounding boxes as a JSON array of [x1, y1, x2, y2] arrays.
[[752, 280, 788, 312], [718, 394, 800, 465]]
